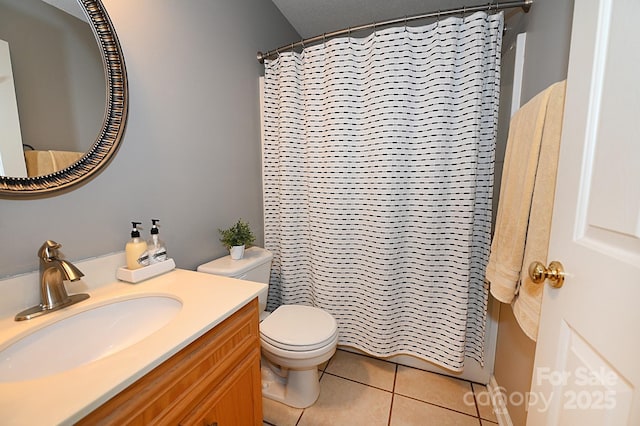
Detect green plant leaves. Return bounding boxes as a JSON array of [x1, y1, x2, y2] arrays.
[[218, 219, 256, 249]]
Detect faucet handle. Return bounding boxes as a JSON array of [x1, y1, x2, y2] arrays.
[[38, 240, 62, 261]]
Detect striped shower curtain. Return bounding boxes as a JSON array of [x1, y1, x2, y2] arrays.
[[261, 12, 503, 371]]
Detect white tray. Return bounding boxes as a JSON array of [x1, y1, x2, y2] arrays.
[[116, 258, 176, 283]]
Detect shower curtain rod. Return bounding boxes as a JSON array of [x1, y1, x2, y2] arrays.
[[257, 0, 532, 63]]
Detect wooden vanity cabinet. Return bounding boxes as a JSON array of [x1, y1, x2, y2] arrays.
[[77, 298, 263, 426]]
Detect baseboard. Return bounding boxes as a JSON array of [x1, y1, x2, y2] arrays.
[[488, 375, 513, 426]]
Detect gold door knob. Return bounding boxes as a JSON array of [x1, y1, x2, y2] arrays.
[[528, 260, 565, 288]]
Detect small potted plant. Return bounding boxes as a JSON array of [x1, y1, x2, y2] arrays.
[[218, 219, 255, 260]]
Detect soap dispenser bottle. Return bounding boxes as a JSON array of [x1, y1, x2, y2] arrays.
[[147, 219, 167, 264], [126, 221, 149, 270]]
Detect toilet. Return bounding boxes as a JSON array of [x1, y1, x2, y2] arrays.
[[197, 247, 338, 408]]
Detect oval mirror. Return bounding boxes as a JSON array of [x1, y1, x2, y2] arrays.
[[0, 0, 127, 197]]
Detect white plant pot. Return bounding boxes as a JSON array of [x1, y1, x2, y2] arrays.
[[230, 245, 245, 260]]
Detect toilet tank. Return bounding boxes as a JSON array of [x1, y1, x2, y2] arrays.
[[196, 247, 273, 312]]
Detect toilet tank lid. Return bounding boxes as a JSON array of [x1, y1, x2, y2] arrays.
[[197, 246, 273, 277]]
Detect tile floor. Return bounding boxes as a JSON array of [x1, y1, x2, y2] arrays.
[[262, 349, 499, 426]]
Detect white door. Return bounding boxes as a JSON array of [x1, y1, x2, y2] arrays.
[[527, 0, 640, 424], [0, 39, 27, 177]]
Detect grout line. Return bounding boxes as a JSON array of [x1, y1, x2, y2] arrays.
[[337, 348, 398, 366], [395, 362, 473, 383], [471, 381, 483, 419], [393, 392, 481, 420], [387, 363, 398, 426], [392, 362, 398, 392], [323, 371, 394, 393]]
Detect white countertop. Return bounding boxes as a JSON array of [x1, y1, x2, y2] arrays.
[[0, 268, 266, 425]]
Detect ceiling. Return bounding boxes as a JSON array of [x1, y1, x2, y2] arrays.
[[271, 0, 509, 38], [41, 0, 87, 22]]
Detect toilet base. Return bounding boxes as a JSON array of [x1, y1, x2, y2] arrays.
[[261, 361, 320, 408]]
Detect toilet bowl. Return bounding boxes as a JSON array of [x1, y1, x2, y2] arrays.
[[197, 247, 338, 408], [260, 304, 338, 407]]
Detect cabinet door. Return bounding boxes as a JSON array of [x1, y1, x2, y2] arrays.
[[181, 348, 263, 426], [77, 299, 260, 426]]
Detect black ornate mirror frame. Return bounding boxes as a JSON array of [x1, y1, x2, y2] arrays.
[[0, 0, 127, 198]]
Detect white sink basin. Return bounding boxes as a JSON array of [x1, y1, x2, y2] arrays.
[[0, 296, 182, 382]]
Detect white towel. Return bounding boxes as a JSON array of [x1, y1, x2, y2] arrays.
[[24, 150, 84, 177], [513, 81, 566, 340], [486, 80, 566, 340]]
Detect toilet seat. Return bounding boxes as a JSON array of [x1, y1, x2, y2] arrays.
[[260, 305, 338, 352]]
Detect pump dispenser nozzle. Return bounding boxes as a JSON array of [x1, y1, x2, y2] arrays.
[[131, 221, 142, 238], [148, 219, 167, 263]]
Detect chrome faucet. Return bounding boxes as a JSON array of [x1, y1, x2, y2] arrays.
[[15, 240, 90, 321]]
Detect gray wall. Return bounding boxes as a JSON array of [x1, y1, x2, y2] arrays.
[[493, 0, 574, 424], [1, 0, 299, 277], [0, 0, 104, 154]]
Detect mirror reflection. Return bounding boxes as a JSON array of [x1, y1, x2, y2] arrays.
[[0, 0, 105, 178]]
